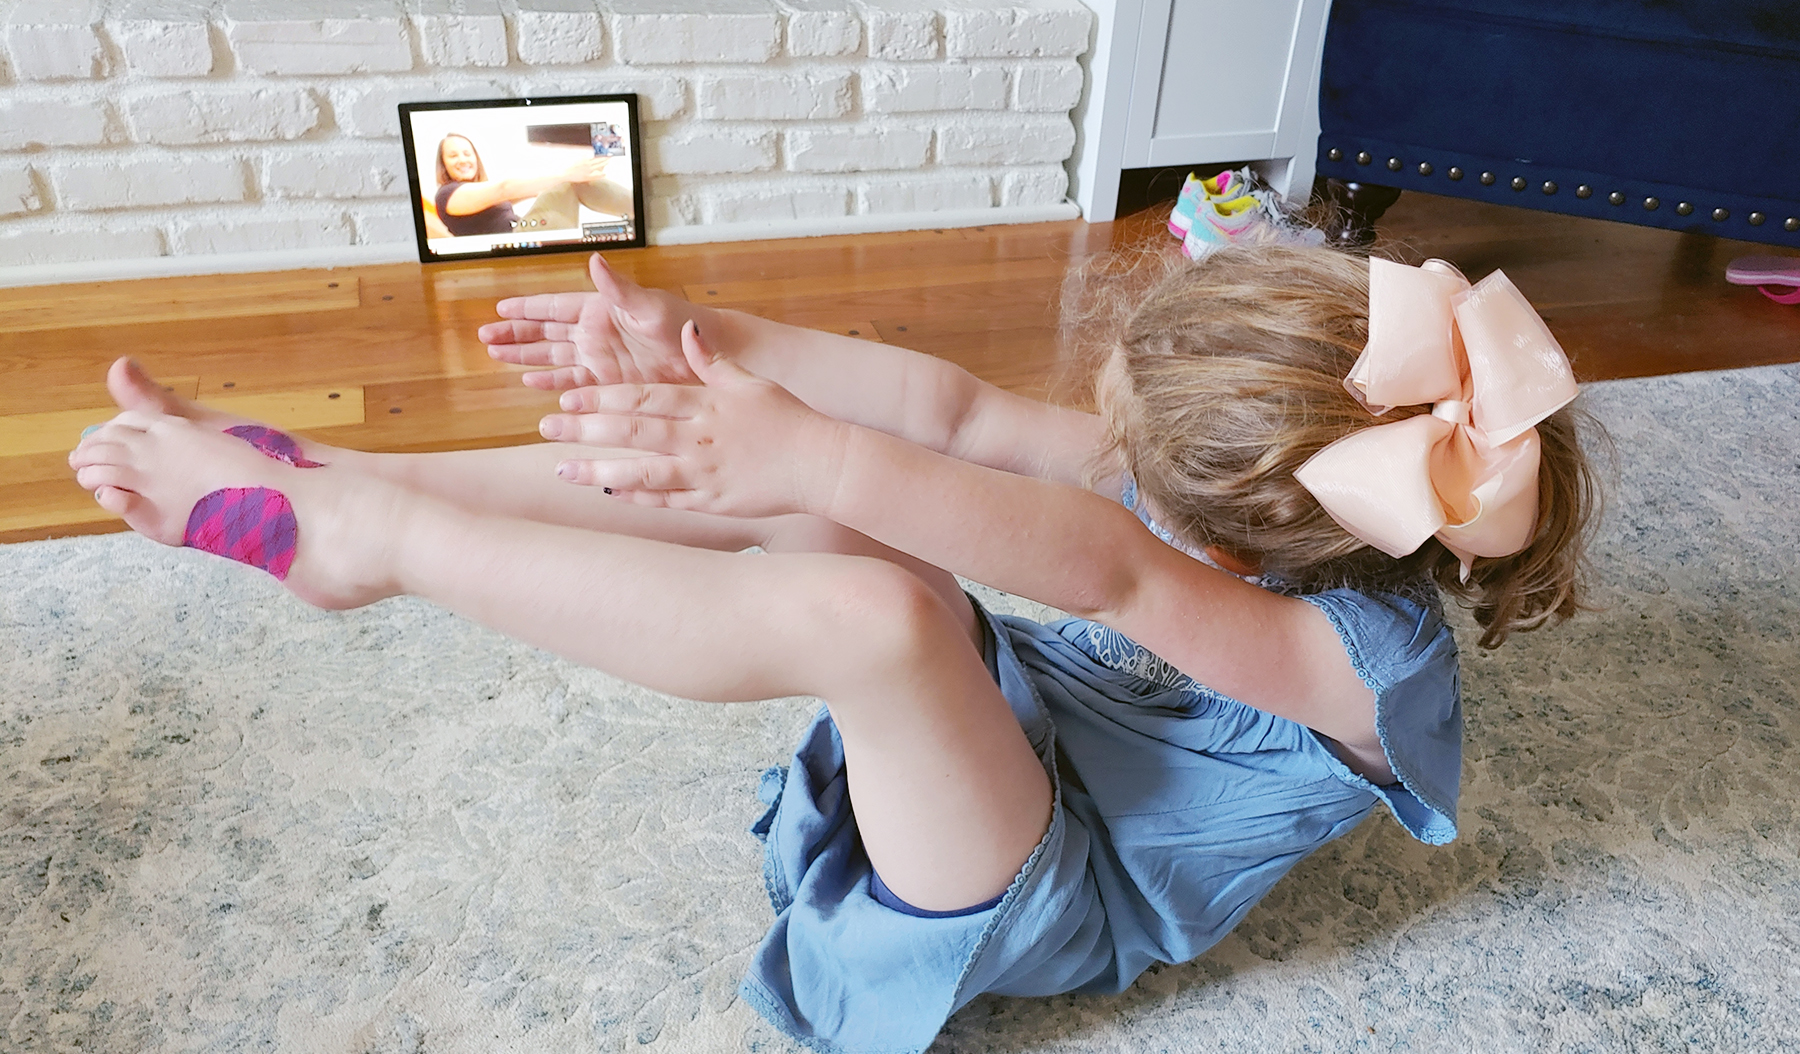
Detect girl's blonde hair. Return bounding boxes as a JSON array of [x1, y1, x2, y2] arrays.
[[1093, 242, 1602, 649]]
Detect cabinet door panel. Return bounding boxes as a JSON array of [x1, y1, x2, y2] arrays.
[[1153, 0, 1304, 140]]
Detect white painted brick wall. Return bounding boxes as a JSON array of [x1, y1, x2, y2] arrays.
[[944, 1, 1091, 58], [522, 73, 688, 120], [781, 0, 860, 57], [1001, 164, 1069, 206], [5, 1, 109, 81], [412, 0, 510, 68], [126, 87, 324, 145], [938, 116, 1077, 165], [858, 1, 939, 60], [329, 78, 513, 138], [224, 0, 414, 76], [786, 125, 931, 172], [171, 211, 356, 254], [265, 145, 406, 200], [862, 65, 1007, 113], [1012, 61, 1085, 112], [0, 99, 111, 151], [650, 126, 779, 175], [349, 202, 418, 244], [53, 156, 249, 211], [706, 183, 848, 223], [0, 166, 42, 218], [0, 226, 165, 266], [858, 173, 991, 213], [611, 0, 782, 65], [109, 6, 216, 78], [0, 0, 1091, 271], [697, 71, 853, 121], [514, 0, 607, 65]]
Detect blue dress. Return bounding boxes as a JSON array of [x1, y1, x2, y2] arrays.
[[740, 479, 1463, 1053]]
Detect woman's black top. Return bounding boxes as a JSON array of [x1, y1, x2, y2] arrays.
[[434, 181, 517, 236]]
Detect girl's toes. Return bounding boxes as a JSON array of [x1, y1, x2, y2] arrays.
[[93, 485, 147, 523], [74, 461, 133, 494], [108, 357, 199, 419]]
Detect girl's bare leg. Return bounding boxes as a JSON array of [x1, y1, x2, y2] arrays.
[[104, 358, 978, 637], [71, 413, 1050, 909]]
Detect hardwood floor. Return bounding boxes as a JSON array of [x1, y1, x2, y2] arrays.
[[3, 190, 1795, 543]]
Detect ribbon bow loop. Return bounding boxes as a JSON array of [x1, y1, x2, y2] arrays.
[[1295, 258, 1578, 572]]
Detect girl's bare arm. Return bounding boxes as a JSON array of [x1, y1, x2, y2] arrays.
[[483, 254, 1114, 492]]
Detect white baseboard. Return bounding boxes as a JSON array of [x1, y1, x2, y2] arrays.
[[649, 202, 1081, 245], [0, 242, 420, 290], [0, 203, 1082, 289]]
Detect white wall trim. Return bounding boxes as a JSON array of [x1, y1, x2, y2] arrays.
[[0, 243, 420, 290], [0, 202, 1080, 289], [651, 202, 1080, 245]]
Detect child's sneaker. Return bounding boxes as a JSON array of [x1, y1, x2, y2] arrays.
[[1167, 170, 1247, 237], [1181, 194, 1266, 258]]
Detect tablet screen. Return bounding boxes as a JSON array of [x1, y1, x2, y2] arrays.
[[399, 93, 647, 262]]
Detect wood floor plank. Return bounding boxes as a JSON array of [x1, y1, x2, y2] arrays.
[[204, 386, 367, 429], [0, 478, 115, 540], [0, 450, 83, 487], [683, 257, 1070, 305], [0, 273, 360, 333], [305, 373, 560, 453], [0, 374, 198, 417], [0, 386, 362, 457]]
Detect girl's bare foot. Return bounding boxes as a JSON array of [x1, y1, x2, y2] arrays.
[[70, 410, 414, 610], [104, 357, 343, 468]]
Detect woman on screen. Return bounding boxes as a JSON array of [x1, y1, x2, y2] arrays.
[[433, 133, 632, 238]]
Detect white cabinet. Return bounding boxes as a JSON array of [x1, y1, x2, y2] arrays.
[[1072, 0, 1333, 221]]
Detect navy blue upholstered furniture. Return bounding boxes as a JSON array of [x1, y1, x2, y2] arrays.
[[1312, 0, 1800, 250]]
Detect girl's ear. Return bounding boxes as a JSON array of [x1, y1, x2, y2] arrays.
[[1203, 545, 1262, 577]]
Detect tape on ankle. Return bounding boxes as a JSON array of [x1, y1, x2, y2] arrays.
[[224, 425, 324, 468], [184, 487, 298, 580]]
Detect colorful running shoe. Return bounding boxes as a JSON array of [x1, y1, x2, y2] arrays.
[[1167, 170, 1246, 237], [1180, 194, 1266, 258]]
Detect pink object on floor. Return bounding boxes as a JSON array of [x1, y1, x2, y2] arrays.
[[1725, 255, 1800, 304], [225, 424, 324, 467], [184, 486, 299, 580]]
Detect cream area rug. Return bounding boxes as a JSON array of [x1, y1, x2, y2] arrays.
[[3, 364, 1796, 1053]]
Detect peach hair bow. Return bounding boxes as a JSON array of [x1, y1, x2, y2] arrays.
[[1294, 257, 1579, 574]]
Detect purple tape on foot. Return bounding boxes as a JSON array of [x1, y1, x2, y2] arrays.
[[184, 487, 299, 580], [224, 425, 324, 468]]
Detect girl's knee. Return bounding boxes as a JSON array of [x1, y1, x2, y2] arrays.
[[801, 557, 968, 675]]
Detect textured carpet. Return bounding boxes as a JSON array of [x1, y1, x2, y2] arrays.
[[2, 364, 1796, 1053]]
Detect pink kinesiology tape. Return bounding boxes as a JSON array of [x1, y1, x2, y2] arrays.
[[225, 425, 324, 468], [184, 487, 299, 580]]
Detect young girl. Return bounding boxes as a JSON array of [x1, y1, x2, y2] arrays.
[[69, 242, 1597, 1053]]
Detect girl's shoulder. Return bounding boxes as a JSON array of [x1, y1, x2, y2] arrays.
[[1114, 471, 1462, 842], [1291, 582, 1462, 844]]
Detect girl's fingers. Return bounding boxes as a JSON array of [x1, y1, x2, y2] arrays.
[[476, 318, 548, 344], [553, 454, 690, 496], [520, 366, 599, 391], [556, 382, 699, 417], [495, 291, 588, 323], [539, 409, 685, 448], [487, 339, 578, 367]]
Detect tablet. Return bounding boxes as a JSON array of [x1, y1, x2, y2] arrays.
[[399, 93, 647, 262]]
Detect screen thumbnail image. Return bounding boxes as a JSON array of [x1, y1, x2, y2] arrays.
[[407, 100, 637, 257]]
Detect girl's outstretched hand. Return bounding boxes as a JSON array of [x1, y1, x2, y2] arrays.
[[480, 253, 706, 390], [538, 321, 847, 519]]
